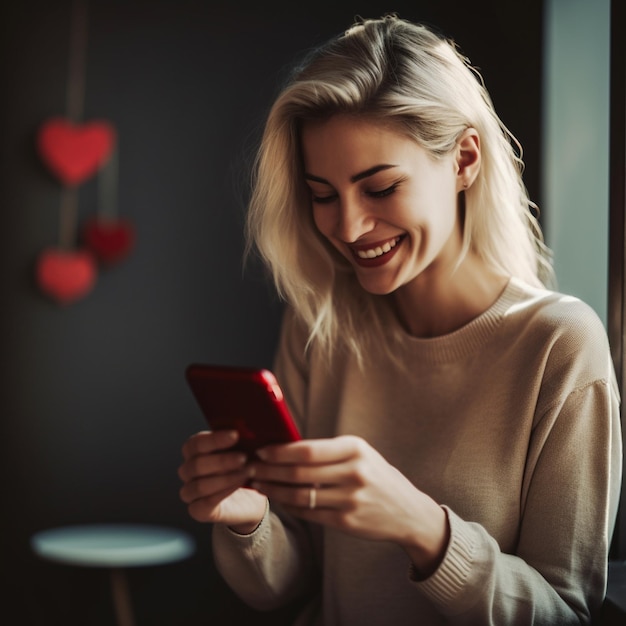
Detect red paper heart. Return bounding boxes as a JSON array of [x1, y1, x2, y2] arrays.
[[37, 118, 116, 186], [82, 217, 135, 264], [36, 248, 97, 304]]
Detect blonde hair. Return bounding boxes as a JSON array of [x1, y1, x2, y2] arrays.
[[246, 15, 553, 363]]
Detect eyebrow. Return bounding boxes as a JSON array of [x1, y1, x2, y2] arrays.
[[304, 164, 398, 185]]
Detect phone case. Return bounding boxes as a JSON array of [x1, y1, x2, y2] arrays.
[[185, 364, 302, 454]]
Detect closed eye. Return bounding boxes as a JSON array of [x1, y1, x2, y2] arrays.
[[367, 184, 397, 198], [311, 193, 338, 204]]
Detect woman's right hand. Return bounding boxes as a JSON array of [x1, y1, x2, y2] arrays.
[[178, 430, 267, 533]]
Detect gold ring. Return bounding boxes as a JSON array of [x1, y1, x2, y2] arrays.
[[309, 487, 316, 510]]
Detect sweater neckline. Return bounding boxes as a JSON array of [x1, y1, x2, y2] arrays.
[[394, 277, 532, 365]]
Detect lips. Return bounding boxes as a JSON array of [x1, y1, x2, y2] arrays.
[[350, 235, 404, 267]]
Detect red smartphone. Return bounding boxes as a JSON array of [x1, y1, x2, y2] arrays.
[[185, 364, 302, 454]]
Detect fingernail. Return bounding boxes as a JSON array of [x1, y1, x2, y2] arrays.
[[247, 465, 256, 478], [236, 454, 247, 466], [256, 448, 268, 460]]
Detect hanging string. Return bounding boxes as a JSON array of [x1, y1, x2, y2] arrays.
[[66, 0, 88, 123], [59, 190, 79, 249], [59, 0, 88, 250], [97, 144, 119, 223]]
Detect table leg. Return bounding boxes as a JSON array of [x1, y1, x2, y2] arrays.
[[110, 568, 136, 626]]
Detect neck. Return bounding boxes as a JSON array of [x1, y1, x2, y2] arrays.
[[392, 254, 509, 338]]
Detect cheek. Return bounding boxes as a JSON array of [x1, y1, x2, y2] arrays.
[[422, 181, 459, 234]]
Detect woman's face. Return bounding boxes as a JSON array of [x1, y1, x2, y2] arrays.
[[300, 114, 467, 296]]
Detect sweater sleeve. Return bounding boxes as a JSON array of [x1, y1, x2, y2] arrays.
[[211, 309, 318, 611], [212, 502, 317, 611], [412, 373, 622, 624]]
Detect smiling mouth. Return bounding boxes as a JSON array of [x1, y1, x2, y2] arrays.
[[349, 235, 404, 268], [353, 236, 402, 259]]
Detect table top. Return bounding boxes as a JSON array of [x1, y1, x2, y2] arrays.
[[31, 524, 196, 568]]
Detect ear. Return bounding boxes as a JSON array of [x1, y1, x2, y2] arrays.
[[455, 128, 481, 192]]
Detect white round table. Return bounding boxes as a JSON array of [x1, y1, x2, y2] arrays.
[[31, 524, 196, 626]]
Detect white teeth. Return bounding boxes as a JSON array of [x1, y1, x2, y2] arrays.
[[356, 237, 400, 259]]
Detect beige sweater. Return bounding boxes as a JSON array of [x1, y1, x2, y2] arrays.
[[212, 278, 622, 625]]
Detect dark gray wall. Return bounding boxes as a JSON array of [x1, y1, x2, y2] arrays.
[[0, 1, 543, 623]]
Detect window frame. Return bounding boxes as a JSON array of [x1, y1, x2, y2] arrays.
[[607, 0, 626, 562]]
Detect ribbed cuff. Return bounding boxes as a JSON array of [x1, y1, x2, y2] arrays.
[[411, 506, 476, 610]]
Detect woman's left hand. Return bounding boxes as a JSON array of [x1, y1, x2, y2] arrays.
[[249, 435, 448, 573]]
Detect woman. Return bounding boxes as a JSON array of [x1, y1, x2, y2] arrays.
[[178, 16, 621, 625]]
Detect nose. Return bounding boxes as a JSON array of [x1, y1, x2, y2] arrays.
[[335, 194, 375, 243]]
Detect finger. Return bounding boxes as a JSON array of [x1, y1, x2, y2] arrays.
[[178, 449, 248, 482], [249, 457, 362, 487], [185, 481, 252, 524], [180, 466, 251, 505], [250, 481, 348, 511], [257, 435, 367, 465], [181, 429, 239, 460]]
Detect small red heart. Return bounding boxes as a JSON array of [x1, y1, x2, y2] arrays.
[[36, 248, 97, 304], [82, 217, 135, 264], [37, 118, 116, 186]]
